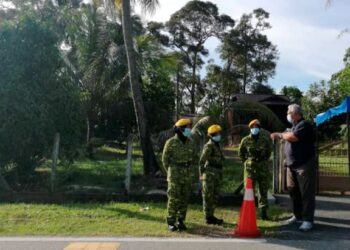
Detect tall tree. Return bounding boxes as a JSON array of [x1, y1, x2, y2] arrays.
[[280, 86, 303, 104], [251, 83, 275, 94], [165, 0, 234, 114], [120, 0, 159, 175], [202, 63, 240, 110], [220, 8, 278, 93], [0, 13, 86, 180]]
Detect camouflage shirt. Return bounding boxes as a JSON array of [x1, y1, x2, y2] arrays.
[[199, 139, 225, 176], [162, 134, 198, 171], [239, 134, 272, 162]]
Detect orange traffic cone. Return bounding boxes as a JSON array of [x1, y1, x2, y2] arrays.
[[232, 178, 260, 238]]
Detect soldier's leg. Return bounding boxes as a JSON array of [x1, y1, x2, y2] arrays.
[[167, 181, 181, 224], [202, 173, 215, 218], [178, 178, 191, 222], [257, 165, 270, 209]]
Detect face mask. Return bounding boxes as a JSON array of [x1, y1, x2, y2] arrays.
[[250, 128, 260, 135], [182, 128, 192, 138], [211, 135, 221, 142], [287, 114, 294, 124]]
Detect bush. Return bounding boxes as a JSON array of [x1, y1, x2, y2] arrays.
[[0, 15, 86, 181]]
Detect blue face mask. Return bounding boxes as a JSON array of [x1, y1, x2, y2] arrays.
[[287, 114, 294, 124], [211, 135, 221, 142], [182, 128, 192, 138], [251, 128, 260, 135]]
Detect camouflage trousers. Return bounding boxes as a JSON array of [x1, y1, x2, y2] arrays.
[[166, 168, 192, 224], [244, 159, 270, 209], [202, 168, 222, 218]]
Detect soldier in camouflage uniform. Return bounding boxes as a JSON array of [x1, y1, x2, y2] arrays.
[[199, 124, 225, 225], [239, 119, 272, 220], [162, 118, 197, 232]]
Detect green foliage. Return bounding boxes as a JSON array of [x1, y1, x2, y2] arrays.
[[136, 35, 177, 133], [0, 15, 86, 178], [155, 0, 235, 113], [251, 83, 275, 94], [226, 101, 285, 132], [301, 70, 350, 141], [280, 86, 303, 104], [202, 63, 240, 111], [219, 8, 278, 93]]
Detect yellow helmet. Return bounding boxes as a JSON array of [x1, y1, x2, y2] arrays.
[[208, 124, 222, 135], [175, 118, 191, 127], [248, 119, 261, 128]]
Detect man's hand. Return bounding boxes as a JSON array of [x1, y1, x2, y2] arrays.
[[271, 132, 281, 140]]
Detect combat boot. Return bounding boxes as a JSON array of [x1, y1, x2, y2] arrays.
[[176, 219, 187, 231], [167, 223, 178, 232], [206, 216, 224, 225]]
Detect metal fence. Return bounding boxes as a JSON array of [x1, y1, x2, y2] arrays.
[[318, 141, 350, 177]]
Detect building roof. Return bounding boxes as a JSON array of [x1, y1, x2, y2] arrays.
[[231, 94, 291, 105]]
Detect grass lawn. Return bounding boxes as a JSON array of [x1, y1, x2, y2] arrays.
[[0, 202, 289, 237], [1, 145, 289, 237], [34, 145, 244, 194], [319, 155, 349, 176]]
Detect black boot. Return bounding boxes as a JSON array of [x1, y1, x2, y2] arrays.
[[261, 208, 269, 220], [167, 223, 178, 232], [176, 219, 187, 231], [206, 216, 224, 225]]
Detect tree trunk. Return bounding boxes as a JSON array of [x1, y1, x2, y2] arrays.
[[190, 54, 197, 114], [176, 66, 180, 120], [51, 133, 60, 193], [121, 0, 158, 175], [86, 117, 90, 143]]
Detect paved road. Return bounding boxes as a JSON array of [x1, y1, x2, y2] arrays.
[[273, 194, 350, 240], [0, 237, 349, 250]]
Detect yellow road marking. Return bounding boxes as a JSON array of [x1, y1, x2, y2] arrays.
[[64, 242, 120, 250]]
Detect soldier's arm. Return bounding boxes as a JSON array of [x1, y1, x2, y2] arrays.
[[199, 144, 212, 176], [238, 138, 247, 162], [162, 140, 172, 173]]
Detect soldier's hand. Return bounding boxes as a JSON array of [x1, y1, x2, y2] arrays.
[[199, 175, 204, 181]]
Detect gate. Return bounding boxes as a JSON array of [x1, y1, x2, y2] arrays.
[[315, 97, 350, 193]]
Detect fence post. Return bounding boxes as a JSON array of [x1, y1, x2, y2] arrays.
[[125, 133, 133, 195], [51, 133, 60, 193]]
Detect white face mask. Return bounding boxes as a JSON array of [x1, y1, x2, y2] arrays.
[[182, 128, 192, 138], [287, 114, 294, 124], [211, 135, 221, 142], [250, 128, 260, 135]]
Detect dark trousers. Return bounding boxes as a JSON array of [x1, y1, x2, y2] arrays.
[[286, 158, 316, 222]]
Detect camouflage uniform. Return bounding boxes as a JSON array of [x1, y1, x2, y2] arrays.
[[162, 134, 197, 224], [199, 140, 225, 218], [239, 134, 272, 209]]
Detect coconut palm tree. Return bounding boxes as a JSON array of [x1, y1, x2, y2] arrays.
[[119, 0, 160, 175]]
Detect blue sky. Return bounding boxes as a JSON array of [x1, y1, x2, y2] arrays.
[[136, 0, 350, 93]]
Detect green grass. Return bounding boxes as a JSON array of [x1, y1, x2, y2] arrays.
[[34, 145, 244, 194], [0, 202, 288, 237], [221, 158, 243, 193], [319, 155, 349, 176], [36, 146, 147, 192]]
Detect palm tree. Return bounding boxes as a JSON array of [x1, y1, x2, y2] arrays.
[[120, 0, 159, 175]]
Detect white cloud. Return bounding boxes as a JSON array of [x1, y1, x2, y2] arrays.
[[135, 0, 350, 92], [267, 17, 348, 82]]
